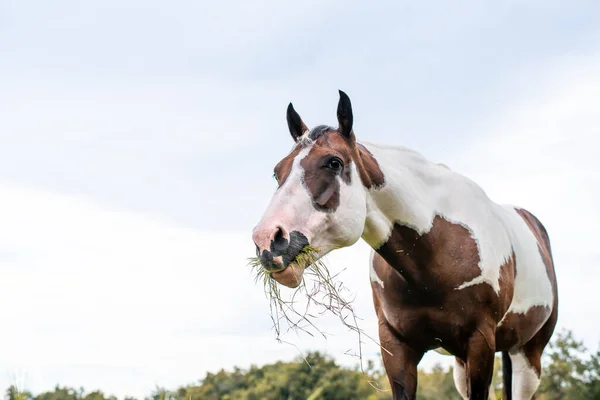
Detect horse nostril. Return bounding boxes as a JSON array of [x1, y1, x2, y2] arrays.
[[270, 226, 290, 254], [274, 227, 284, 244]]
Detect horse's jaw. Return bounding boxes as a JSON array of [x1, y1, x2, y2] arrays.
[[270, 263, 305, 288]]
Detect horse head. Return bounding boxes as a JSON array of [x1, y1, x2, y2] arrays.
[[252, 90, 382, 288]]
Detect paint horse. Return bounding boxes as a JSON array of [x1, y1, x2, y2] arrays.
[[251, 91, 558, 400]]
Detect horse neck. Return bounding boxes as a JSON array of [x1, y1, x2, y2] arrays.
[[357, 141, 449, 250]]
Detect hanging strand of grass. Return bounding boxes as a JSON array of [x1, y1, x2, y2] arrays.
[[247, 246, 391, 393]]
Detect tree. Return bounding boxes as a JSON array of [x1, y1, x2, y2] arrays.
[[83, 391, 117, 400], [6, 330, 599, 399], [34, 385, 79, 400], [32, 386, 116, 400], [537, 329, 589, 400], [5, 385, 32, 400], [583, 344, 600, 399], [415, 363, 461, 400]]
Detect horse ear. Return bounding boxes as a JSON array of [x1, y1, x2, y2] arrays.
[[337, 90, 353, 139], [286, 103, 308, 142]]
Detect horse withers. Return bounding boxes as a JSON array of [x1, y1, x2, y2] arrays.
[[251, 91, 558, 400]]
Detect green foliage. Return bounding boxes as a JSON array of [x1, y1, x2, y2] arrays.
[[174, 352, 383, 400], [536, 329, 600, 400], [83, 391, 117, 400], [5, 385, 33, 400], [416, 363, 462, 400], [585, 346, 600, 399], [5, 329, 599, 400], [537, 329, 588, 399], [34, 386, 79, 400], [19, 386, 118, 400]]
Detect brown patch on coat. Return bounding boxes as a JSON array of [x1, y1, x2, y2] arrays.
[[369, 216, 510, 357], [495, 306, 552, 351], [273, 146, 302, 187], [496, 252, 516, 323], [521, 305, 558, 377], [300, 133, 353, 211], [376, 216, 482, 292], [353, 143, 386, 188], [272, 130, 385, 212]]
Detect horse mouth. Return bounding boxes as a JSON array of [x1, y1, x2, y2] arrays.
[[270, 261, 305, 288], [269, 244, 318, 288]]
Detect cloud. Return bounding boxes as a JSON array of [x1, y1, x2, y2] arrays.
[[0, 184, 400, 398], [0, 76, 297, 234], [0, 184, 254, 395], [1, 1, 599, 397], [449, 52, 600, 350]]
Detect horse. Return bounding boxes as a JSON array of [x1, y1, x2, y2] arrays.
[[251, 90, 558, 400]]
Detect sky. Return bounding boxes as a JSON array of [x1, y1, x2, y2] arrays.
[[1, 0, 599, 397]]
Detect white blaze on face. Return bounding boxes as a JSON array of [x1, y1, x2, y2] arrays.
[[253, 141, 368, 262], [252, 145, 315, 253]]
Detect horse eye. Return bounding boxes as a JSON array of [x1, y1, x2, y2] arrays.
[[327, 158, 343, 171]]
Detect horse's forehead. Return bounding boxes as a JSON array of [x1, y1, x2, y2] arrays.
[[273, 145, 304, 186], [304, 132, 353, 160], [275, 132, 351, 172]]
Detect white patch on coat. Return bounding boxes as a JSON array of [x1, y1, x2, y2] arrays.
[[298, 131, 313, 146], [452, 360, 469, 400], [369, 249, 384, 288], [497, 206, 554, 325], [509, 351, 541, 399], [452, 358, 497, 399], [358, 141, 554, 314], [360, 142, 511, 294], [326, 162, 368, 248]]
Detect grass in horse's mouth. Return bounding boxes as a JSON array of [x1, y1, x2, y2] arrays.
[[246, 246, 388, 391]]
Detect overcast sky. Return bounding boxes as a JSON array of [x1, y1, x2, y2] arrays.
[[1, 0, 599, 398]]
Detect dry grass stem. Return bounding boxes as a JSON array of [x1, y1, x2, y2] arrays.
[[247, 246, 390, 392]]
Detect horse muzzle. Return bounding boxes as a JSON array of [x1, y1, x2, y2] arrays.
[[252, 225, 309, 273]]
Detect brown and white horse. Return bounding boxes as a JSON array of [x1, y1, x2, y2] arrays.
[[251, 91, 558, 400]]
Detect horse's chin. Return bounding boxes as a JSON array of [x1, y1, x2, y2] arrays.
[[271, 263, 305, 288]]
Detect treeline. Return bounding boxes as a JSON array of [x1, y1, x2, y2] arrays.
[[5, 329, 599, 400]]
